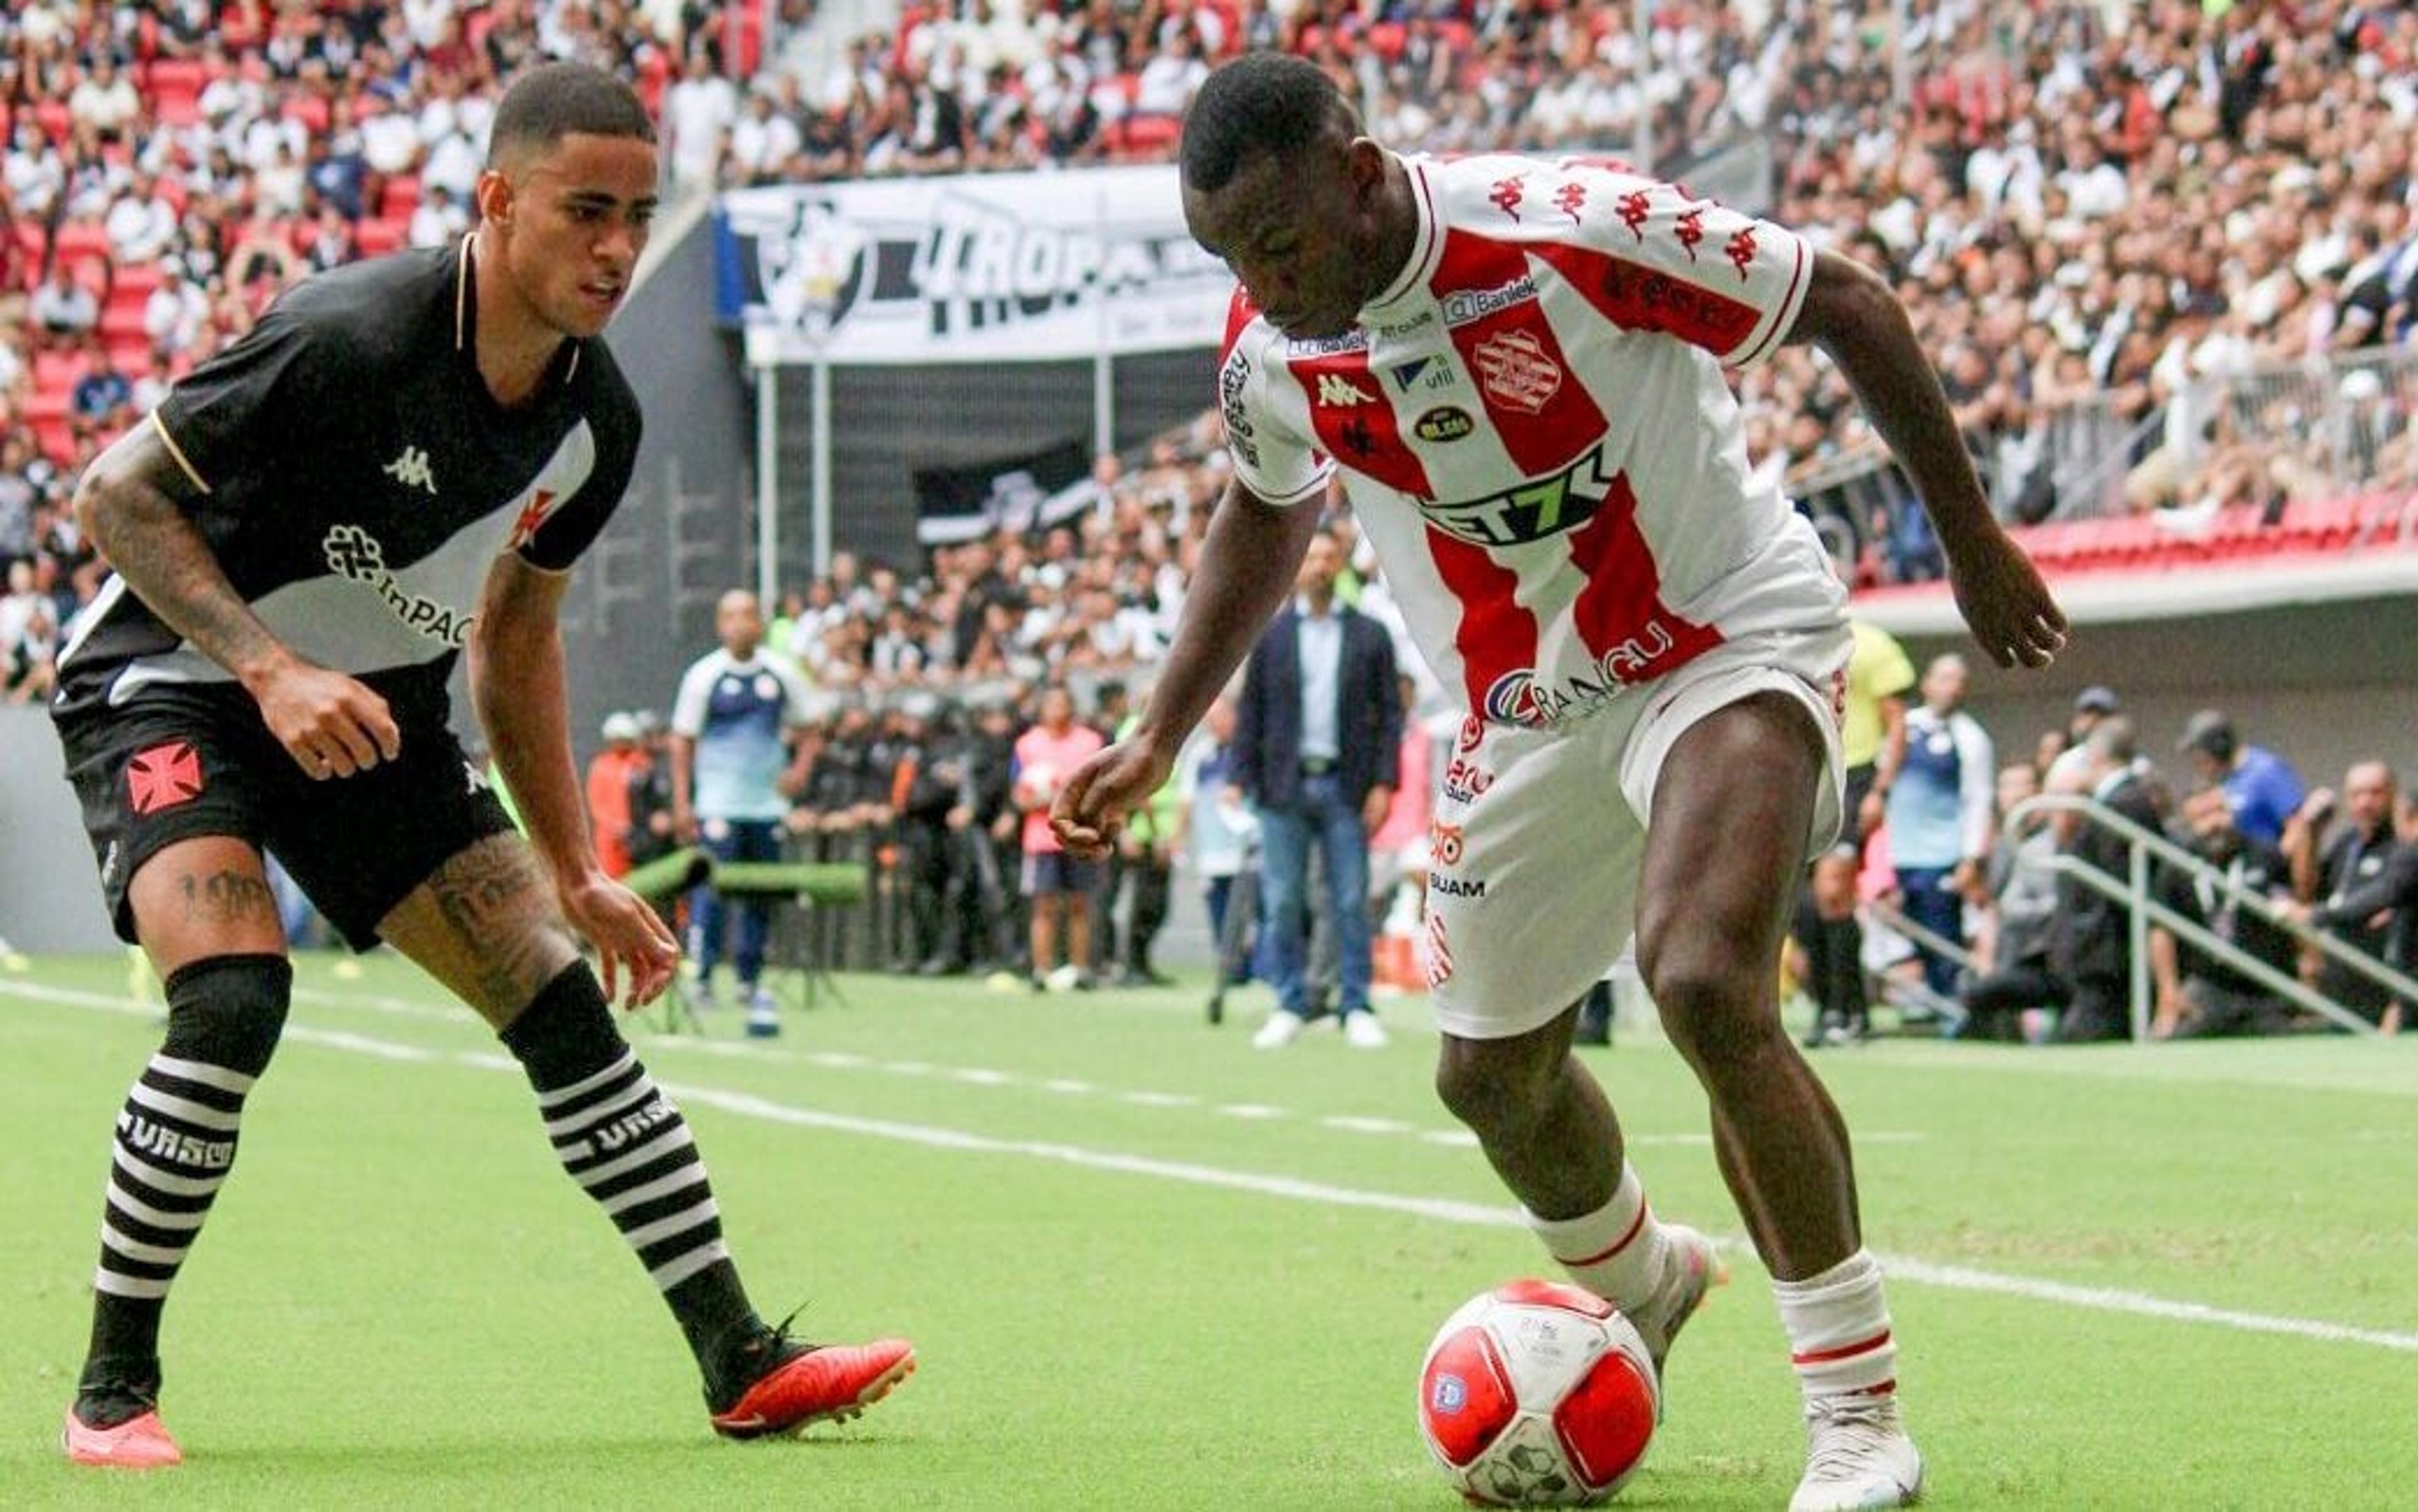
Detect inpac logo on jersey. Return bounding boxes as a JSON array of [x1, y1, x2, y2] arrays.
[[1473, 329, 1564, 414], [322, 525, 475, 647], [1422, 445, 1618, 547], [1415, 406, 1475, 443], [1315, 373, 1378, 407]]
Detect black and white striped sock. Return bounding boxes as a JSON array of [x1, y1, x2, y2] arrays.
[[84, 954, 291, 1409], [536, 1044, 730, 1290], [503, 965, 758, 1372], [96, 1052, 251, 1304]]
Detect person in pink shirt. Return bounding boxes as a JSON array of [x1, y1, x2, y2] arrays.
[[1014, 685, 1108, 989]]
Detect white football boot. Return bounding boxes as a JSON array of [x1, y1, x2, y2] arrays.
[[1790, 1394, 1924, 1511]]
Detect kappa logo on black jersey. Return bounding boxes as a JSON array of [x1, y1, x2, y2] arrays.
[[322, 525, 475, 646], [382, 445, 438, 495]]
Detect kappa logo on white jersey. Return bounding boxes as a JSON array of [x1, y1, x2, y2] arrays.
[[382, 445, 438, 495], [1314, 373, 1378, 407]]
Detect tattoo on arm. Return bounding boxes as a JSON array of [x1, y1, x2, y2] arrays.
[[179, 869, 278, 926], [81, 429, 290, 685]]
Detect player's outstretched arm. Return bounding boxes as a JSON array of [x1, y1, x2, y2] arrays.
[[1782, 250, 2068, 670], [1052, 480, 1321, 858], [470, 553, 676, 1006], [76, 419, 401, 777]]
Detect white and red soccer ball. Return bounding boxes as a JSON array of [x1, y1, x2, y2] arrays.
[[1417, 1280, 1659, 1506]]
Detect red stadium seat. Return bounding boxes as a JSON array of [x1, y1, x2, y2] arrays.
[[282, 93, 332, 134], [100, 304, 150, 344], [34, 350, 89, 394], [53, 220, 111, 263], [147, 58, 208, 93], [356, 217, 407, 256], [380, 175, 422, 219]]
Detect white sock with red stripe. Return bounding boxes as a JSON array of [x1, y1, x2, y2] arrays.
[[1523, 1164, 1669, 1314], [1773, 1249, 1898, 1401]]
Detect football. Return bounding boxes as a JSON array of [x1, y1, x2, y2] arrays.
[[1417, 1280, 1659, 1506]]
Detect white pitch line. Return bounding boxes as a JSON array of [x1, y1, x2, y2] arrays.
[[1120, 1091, 1198, 1108], [285, 977, 1937, 1153], [1324, 1115, 1415, 1135], [16, 978, 2409, 1356]]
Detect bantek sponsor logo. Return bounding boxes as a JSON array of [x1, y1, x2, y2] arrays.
[[1440, 276, 1538, 327]]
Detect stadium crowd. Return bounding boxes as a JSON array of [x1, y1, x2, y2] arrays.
[[11, 1, 2418, 695], [4, 3, 2417, 1028]]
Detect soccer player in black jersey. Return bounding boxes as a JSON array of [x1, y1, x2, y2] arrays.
[[53, 64, 913, 1467]]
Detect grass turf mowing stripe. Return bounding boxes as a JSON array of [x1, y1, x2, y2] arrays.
[[10, 975, 2414, 1358]]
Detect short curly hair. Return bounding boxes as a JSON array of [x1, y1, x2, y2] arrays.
[[1179, 53, 1358, 194]]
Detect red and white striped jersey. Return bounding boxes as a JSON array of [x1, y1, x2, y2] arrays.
[[1217, 152, 1846, 729]]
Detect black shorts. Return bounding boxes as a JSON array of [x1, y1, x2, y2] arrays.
[[58, 690, 516, 952], [1021, 850, 1099, 898]]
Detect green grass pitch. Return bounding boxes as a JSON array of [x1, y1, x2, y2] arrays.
[[4, 952, 2414, 1508]]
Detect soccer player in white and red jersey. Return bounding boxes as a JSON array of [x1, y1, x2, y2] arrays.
[[1056, 55, 2067, 1511]]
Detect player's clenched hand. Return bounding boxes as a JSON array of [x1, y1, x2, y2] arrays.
[[1946, 527, 2068, 670], [252, 660, 402, 780], [1051, 739, 1174, 861], [560, 872, 681, 1009]]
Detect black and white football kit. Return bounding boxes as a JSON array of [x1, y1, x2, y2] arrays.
[[54, 239, 640, 947]]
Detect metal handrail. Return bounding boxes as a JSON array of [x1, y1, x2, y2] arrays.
[[1859, 895, 1973, 1029], [2002, 793, 2414, 1039]]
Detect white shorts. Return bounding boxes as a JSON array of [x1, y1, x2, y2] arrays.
[[1422, 625, 1851, 1041]]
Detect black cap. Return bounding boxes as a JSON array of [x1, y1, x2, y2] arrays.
[[2177, 708, 2235, 761], [2074, 685, 2120, 715]]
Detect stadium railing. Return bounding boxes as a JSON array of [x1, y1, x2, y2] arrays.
[[2003, 793, 2415, 1042]]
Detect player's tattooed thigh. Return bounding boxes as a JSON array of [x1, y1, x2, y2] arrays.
[[428, 840, 577, 1004], [178, 868, 277, 925]]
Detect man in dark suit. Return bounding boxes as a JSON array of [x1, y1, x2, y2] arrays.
[[2050, 717, 2164, 1042], [1233, 526, 1402, 1048]]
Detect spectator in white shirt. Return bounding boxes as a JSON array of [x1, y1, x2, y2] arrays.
[[4, 121, 65, 219], [142, 263, 211, 353], [104, 173, 179, 264], [421, 127, 484, 203], [361, 101, 424, 176], [665, 50, 738, 187], [729, 89, 802, 185], [408, 183, 470, 248], [67, 54, 142, 138], [30, 264, 99, 345], [1131, 32, 1206, 119]]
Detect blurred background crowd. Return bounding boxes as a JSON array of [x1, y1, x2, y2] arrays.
[[4, 0, 2415, 1035]]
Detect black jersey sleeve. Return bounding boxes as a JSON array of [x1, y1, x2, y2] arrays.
[[150, 301, 356, 496], [517, 356, 640, 572]]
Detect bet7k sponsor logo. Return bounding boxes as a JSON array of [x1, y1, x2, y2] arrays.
[[1421, 445, 1618, 547]]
